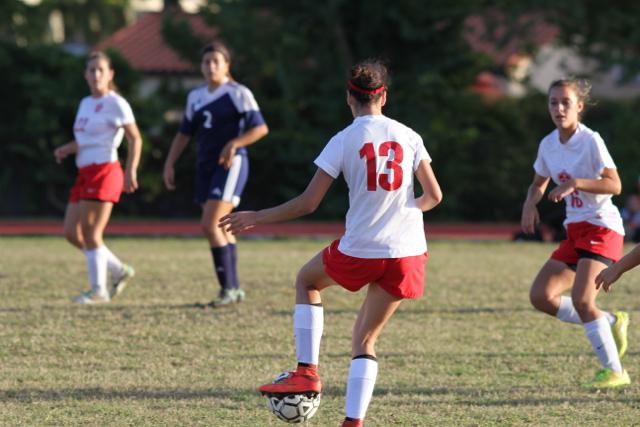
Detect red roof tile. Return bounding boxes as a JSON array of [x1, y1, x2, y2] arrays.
[[464, 12, 559, 65], [94, 12, 217, 74]]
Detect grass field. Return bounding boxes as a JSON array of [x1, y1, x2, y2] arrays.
[[1, 237, 639, 426]]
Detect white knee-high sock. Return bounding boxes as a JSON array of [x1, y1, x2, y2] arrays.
[[83, 247, 123, 276], [102, 246, 124, 276], [85, 247, 108, 296], [556, 296, 582, 324], [557, 297, 617, 326], [345, 356, 378, 420], [584, 316, 622, 373], [294, 304, 323, 365]]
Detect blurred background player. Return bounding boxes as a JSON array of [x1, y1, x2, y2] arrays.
[[220, 59, 442, 427], [163, 40, 268, 307], [54, 51, 142, 304], [521, 78, 629, 388], [621, 192, 640, 242]]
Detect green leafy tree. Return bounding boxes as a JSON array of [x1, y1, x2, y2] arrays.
[[169, 0, 490, 219], [0, 0, 129, 46]]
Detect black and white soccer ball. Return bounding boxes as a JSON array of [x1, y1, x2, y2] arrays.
[[265, 372, 321, 423], [266, 392, 321, 423]]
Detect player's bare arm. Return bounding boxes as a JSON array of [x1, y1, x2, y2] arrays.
[[54, 141, 79, 163], [123, 123, 142, 193], [220, 168, 334, 234], [548, 167, 621, 203], [521, 173, 550, 234], [218, 124, 269, 169], [163, 133, 190, 190], [596, 244, 640, 292], [414, 159, 442, 212]]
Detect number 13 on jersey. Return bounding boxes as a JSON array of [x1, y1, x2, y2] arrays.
[[359, 141, 404, 191]]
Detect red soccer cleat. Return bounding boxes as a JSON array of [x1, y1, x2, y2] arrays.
[[341, 419, 364, 427], [259, 366, 322, 395]]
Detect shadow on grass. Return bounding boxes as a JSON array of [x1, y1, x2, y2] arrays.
[[269, 306, 536, 317], [374, 386, 640, 405], [0, 387, 241, 402], [0, 303, 243, 313], [407, 306, 532, 314]]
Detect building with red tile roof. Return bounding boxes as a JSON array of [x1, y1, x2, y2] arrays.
[[94, 11, 217, 74]]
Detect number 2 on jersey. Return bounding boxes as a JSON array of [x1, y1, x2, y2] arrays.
[[203, 111, 213, 128], [359, 141, 403, 191]]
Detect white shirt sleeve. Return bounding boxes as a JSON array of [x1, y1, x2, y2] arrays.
[[314, 134, 342, 178], [412, 131, 431, 170], [235, 85, 260, 112], [184, 90, 196, 122], [533, 142, 550, 177], [113, 96, 135, 127], [592, 132, 616, 173]]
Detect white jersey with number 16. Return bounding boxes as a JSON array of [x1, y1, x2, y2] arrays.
[[314, 114, 431, 259]]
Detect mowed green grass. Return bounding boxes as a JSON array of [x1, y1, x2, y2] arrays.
[[1, 237, 639, 426]]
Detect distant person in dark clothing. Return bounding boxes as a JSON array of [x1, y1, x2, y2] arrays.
[[621, 194, 640, 242], [163, 41, 269, 307]]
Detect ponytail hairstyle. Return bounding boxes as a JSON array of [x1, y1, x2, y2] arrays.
[[548, 77, 594, 118], [86, 51, 118, 92], [201, 40, 233, 79], [347, 59, 389, 104]]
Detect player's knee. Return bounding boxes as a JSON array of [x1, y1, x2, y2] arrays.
[[571, 298, 595, 316], [201, 221, 220, 240], [80, 229, 101, 248], [63, 228, 81, 245], [529, 287, 549, 310], [352, 333, 376, 355], [295, 272, 317, 293]]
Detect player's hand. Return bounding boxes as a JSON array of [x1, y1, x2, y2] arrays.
[[163, 165, 176, 191], [218, 141, 237, 170], [595, 265, 622, 293], [54, 146, 70, 164], [520, 204, 539, 234], [219, 211, 257, 234], [124, 169, 138, 193], [548, 180, 575, 203]]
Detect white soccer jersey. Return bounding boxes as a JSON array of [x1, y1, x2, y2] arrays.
[[534, 123, 624, 234], [315, 114, 431, 258], [73, 91, 135, 168]]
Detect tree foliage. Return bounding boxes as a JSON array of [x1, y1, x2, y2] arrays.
[[3, 1, 640, 221], [1, 0, 130, 46]]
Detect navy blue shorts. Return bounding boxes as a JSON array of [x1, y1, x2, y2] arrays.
[[195, 154, 249, 205]]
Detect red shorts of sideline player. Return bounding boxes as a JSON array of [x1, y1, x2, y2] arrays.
[[551, 221, 623, 265], [322, 239, 428, 299], [69, 161, 124, 203]]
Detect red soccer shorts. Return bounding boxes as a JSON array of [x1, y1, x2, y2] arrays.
[[69, 161, 124, 203], [322, 239, 428, 299], [551, 221, 623, 264]]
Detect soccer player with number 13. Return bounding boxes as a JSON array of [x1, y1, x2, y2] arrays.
[[220, 59, 442, 426]]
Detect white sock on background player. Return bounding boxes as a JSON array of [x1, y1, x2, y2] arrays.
[[556, 296, 616, 326], [584, 316, 622, 373], [102, 246, 124, 276], [85, 246, 108, 297], [83, 246, 123, 277]]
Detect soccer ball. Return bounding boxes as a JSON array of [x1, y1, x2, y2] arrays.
[[265, 373, 321, 424], [266, 392, 321, 423]]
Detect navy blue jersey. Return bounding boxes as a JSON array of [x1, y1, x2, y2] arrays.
[[179, 79, 266, 167]]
